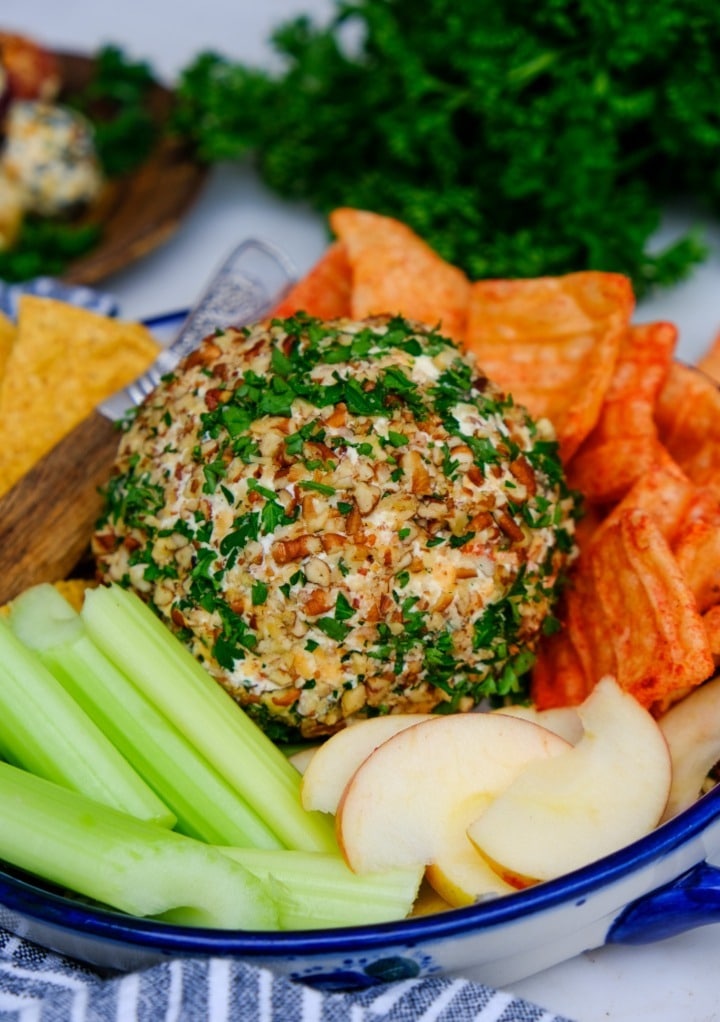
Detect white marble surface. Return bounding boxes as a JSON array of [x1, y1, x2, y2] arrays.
[[4, 4, 720, 1018]]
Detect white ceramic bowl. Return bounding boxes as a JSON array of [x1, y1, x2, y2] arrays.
[[4, 249, 720, 989]]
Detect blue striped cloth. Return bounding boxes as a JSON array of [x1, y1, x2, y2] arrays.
[[0, 930, 576, 1021]]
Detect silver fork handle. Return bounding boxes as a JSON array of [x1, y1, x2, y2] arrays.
[[127, 238, 297, 404]]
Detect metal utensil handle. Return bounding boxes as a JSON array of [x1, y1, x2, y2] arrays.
[[127, 239, 297, 403]]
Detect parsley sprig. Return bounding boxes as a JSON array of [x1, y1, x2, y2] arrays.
[[172, 0, 720, 295]]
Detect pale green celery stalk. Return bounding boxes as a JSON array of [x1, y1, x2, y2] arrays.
[[0, 616, 174, 827], [82, 584, 338, 853], [9, 585, 281, 850], [221, 847, 423, 929], [0, 759, 279, 929]]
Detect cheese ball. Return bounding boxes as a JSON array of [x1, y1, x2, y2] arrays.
[[1, 101, 103, 217], [93, 315, 579, 739]]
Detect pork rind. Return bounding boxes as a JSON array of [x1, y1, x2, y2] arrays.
[[593, 449, 696, 546], [532, 508, 714, 711], [566, 322, 676, 504], [696, 328, 720, 384], [655, 361, 720, 500], [671, 488, 720, 614], [465, 272, 635, 462], [702, 604, 720, 662], [329, 207, 470, 343], [270, 242, 352, 319], [531, 581, 594, 710]]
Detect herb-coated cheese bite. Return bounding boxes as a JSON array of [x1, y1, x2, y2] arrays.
[[93, 315, 579, 740]]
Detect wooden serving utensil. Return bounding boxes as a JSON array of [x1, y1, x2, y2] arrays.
[[0, 240, 295, 606]]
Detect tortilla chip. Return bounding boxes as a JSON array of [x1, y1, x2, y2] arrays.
[[566, 321, 676, 504], [0, 309, 15, 379], [0, 296, 159, 496], [465, 272, 635, 462], [329, 208, 470, 343], [270, 242, 353, 320], [696, 328, 720, 383], [52, 577, 96, 610], [655, 361, 720, 499]]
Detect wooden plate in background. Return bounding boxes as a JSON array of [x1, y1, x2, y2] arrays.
[[54, 51, 208, 285]]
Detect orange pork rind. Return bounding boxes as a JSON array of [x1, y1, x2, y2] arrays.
[[465, 272, 635, 462], [566, 322, 676, 504], [594, 450, 697, 546], [531, 589, 593, 710], [696, 328, 720, 384], [532, 508, 715, 712], [329, 207, 470, 343], [671, 488, 720, 614], [702, 604, 720, 663], [270, 241, 353, 320], [655, 361, 720, 501]]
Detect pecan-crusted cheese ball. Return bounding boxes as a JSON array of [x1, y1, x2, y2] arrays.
[[93, 314, 579, 740]]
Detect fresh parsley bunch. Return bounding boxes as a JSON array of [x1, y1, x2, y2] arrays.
[[172, 0, 720, 294]]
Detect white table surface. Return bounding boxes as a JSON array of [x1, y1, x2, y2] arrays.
[[4, 4, 720, 1019]]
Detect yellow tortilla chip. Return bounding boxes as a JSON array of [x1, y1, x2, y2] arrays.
[[0, 296, 159, 496], [0, 309, 15, 380]]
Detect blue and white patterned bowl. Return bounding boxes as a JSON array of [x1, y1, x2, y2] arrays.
[[1, 781, 720, 989], [3, 292, 720, 988]]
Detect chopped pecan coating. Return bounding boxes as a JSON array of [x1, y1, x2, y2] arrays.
[[94, 315, 579, 740]]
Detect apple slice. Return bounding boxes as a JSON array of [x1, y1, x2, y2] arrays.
[[301, 714, 435, 814], [425, 807, 517, 906], [287, 744, 321, 776], [493, 704, 584, 745], [336, 713, 571, 876], [657, 676, 720, 821], [467, 677, 672, 886]]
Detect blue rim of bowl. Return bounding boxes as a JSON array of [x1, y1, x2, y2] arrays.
[[142, 308, 188, 334], [2, 764, 719, 957]]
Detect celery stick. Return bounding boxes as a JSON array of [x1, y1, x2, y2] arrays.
[[10, 584, 282, 850], [0, 760, 279, 929], [82, 584, 338, 853], [220, 847, 423, 929], [0, 617, 174, 827]]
